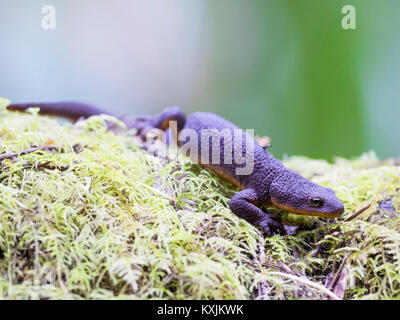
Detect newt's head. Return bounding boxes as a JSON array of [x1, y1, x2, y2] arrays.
[[270, 172, 344, 218]]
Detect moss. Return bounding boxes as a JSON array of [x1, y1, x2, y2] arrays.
[[0, 98, 399, 300]]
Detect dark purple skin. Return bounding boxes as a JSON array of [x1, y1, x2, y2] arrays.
[[7, 102, 116, 121], [7, 103, 344, 236]]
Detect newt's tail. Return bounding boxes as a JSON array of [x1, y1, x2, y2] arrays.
[[7, 102, 116, 121]]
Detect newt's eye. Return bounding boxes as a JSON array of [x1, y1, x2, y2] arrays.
[[309, 197, 324, 208]]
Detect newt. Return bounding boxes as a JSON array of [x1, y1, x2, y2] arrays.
[[7, 102, 344, 235]]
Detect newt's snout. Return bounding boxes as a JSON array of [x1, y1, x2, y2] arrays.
[[270, 173, 345, 219], [270, 199, 344, 218], [333, 202, 345, 217]]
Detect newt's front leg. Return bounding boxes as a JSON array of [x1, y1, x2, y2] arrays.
[[230, 189, 284, 236]]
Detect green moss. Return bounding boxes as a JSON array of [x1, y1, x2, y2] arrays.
[[0, 98, 399, 299]]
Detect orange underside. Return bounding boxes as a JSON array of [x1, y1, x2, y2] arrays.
[[271, 198, 342, 218]]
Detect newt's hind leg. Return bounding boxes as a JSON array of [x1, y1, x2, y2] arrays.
[[230, 189, 284, 236], [127, 106, 186, 140]]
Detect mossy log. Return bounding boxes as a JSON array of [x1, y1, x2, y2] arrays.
[[0, 98, 399, 300]]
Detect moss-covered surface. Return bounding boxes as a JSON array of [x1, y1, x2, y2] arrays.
[[0, 98, 399, 300]]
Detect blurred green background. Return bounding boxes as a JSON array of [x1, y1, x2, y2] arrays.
[[0, 0, 399, 160]]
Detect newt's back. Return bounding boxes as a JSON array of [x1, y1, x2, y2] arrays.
[[181, 112, 279, 190]]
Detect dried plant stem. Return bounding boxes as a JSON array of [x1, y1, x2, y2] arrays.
[[0, 146, 57, 161], [257, 231, 269, 300], [136, 181, 177, 202], [344, 203, 371, 222], [327, 253, 350, 291], [268, 271, 341, 300]]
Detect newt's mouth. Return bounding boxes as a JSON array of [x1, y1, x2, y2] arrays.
[[271, 199, 343, 218]]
